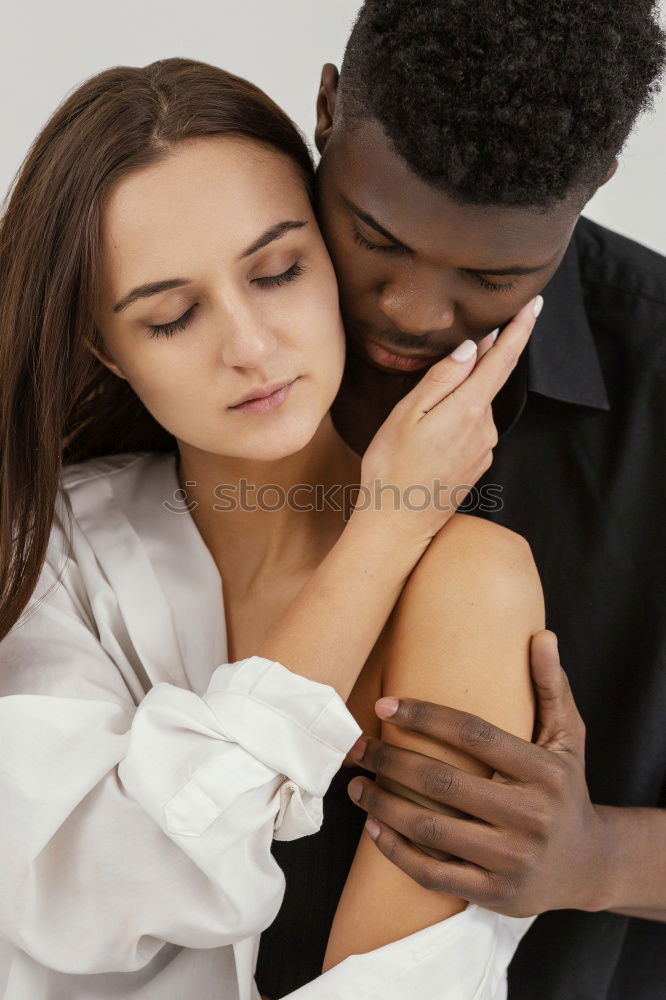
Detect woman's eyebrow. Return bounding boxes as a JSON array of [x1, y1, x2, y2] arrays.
[[113, 220, 309, 313], [237, 219, 308, 260], [113, 278, 191, 314]]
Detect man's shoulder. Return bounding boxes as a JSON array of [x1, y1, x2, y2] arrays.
[[575, 216, 666, 310]]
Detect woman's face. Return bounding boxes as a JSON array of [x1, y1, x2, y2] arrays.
[[92, 136, 346, 462]]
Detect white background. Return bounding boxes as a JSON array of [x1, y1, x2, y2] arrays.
[[1, 0, 665, 253], [0, 0, 664, 988]]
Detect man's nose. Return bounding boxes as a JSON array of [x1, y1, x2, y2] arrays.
[[378, 277, 455, 337]]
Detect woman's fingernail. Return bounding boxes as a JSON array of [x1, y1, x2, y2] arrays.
[[451, 339, 477, 363], [349, 737, 367, 761], [376, 697, 399, 718], [533, 295, 544, 318], [365, 818, 381, 840], [490, 328, 500, 343]]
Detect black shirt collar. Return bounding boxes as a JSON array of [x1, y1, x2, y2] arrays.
[[494, 226, 611, 440], [528, 229, 610, 411]]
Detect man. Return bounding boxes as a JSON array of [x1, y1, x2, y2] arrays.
[[256, 2, 666, 997]]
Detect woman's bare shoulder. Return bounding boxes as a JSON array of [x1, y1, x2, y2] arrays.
[[406, 511, 540, 605], [380, 511, 545, 745], [431, 509, 533, 556]]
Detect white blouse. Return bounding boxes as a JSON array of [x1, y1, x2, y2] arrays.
[[0, 450, 536, 999]]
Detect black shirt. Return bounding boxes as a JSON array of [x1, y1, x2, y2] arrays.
[[255, 216, 666, 999]]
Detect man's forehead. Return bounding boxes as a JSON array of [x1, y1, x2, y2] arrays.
[[324, 118, 578, 263]]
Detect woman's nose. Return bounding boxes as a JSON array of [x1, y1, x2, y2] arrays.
[[219, 305, 279, 369]]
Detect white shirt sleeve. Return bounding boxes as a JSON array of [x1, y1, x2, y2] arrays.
[[0, 528, 362, 977], [280, 904, 537, 999]]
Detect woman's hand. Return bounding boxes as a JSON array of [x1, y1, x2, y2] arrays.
[[355, 295, 543, 548], [258, 296, 543, 701]]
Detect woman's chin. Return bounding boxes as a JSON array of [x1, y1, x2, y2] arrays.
[[174, 393, 336, 465], [234, 434, 319, 464], [215, 418, 324, 464]]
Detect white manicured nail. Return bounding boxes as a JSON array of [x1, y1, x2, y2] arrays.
[[533, 295, 544, 318], [451, 339, 478, 362], [490, 328, 500, 342]]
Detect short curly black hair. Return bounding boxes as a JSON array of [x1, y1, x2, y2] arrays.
[[338, 0, 666, 208]]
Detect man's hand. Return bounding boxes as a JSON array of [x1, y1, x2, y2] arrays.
[[346, 630, 612, 917]]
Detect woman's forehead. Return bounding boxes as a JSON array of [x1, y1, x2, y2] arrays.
[[99, 137, 311, 283]]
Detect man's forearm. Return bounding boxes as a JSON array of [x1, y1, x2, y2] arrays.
[[594, 805, 666, 921]]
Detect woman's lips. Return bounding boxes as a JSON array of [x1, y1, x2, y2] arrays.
[[229, 379, 297, 413], [364, 339, 441, 372]]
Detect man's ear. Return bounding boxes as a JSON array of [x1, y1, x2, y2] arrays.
[[84, 335, 127, 381], [599, 158, 619, 188], [315, 63, 340, 155]]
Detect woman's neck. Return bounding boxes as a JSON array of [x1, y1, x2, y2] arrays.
[[175, 414, 361, 597]]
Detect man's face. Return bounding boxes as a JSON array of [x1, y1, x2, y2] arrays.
[[316, 116, 581, 376]]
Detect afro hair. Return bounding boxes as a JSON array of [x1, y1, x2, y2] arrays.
[[338, 0, 666, 207]]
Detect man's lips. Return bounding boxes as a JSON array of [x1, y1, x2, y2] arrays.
[[364, 338, 443, 372]]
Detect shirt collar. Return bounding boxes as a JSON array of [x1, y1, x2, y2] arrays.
[[526, 226, 610, 411], [493, 225, 610, 440]]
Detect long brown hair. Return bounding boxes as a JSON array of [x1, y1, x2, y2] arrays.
[[0, 57, 315, 640]]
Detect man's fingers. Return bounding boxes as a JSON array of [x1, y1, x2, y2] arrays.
[[374, 697, 554, 781], [454, 295, 542, 409], [530, 629, 586, 754], [361, 818, 503, 906], [349, 737, 514, 826], [347, 774, 508, 869]]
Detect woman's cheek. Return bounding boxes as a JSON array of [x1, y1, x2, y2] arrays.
[[123, 350, 190, 411], [308, 287, 346, 377]]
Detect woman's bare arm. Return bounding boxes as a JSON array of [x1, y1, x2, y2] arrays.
[[257, 299, 540, 703], [322, 513, 545, 969]]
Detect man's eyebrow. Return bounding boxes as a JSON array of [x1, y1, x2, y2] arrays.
[[237, 219, 308, 260], [343, 196, 555, 275], [466, 262, 551, 277], [112, 220, 308, 313], [343, 198, 414, 252]]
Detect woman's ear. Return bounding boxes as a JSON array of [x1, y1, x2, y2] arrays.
[[84, 335, 127, 381], [315, 63, 340, 155]]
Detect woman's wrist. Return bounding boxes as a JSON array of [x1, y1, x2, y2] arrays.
[[343, 505, 438, 582]]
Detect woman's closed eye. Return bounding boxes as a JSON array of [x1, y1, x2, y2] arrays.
[[251, 259, 305, 289], [147, 303, 199, 340], [146, 260, 307, 339]]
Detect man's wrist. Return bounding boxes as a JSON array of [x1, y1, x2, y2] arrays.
[[582, 805, 666, 915], [580, 805, 624, 912]]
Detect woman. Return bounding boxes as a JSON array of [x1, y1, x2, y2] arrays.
[[0, 58, 544, 999]]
